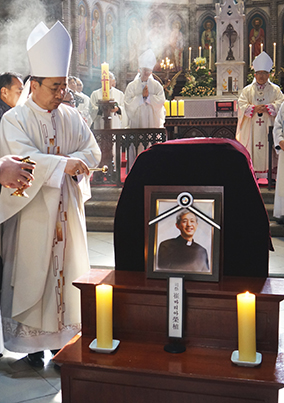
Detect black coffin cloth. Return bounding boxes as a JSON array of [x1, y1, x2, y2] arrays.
[[114, 138, 271, 277]]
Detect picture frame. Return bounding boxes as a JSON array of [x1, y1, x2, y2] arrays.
[[145, 186, 223, 282]]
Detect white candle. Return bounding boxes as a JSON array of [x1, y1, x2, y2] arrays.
[[209, 46, 212, 70], [249, 44, 252, 68], [260, 43, 263, 53], [199, 46, 202, 58], [273, 42, 276, 67], [188, 47, 191, 70]]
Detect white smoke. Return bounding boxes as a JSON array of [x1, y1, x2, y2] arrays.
[[0, 0, 50, 76]]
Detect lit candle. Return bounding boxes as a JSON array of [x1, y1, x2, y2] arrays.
[[164, 100, 170, 117], [178, 100, 184, 116], [249, 44, 252, 68], [96, 284, 113, 348], [237, 291, 256, 362], [260, 43, 263, 53], [273, 42, 276, 67], [189, 47, 192, 70], [209, 46, 212, 70], [101, 62, 110, 101], [199, 46, 202, 58], [171, 100, 177, 116]]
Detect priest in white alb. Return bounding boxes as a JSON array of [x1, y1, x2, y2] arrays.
[[0, 21, 101, 368], [124, 49, 166, 169], [236, 51, 284, 180]]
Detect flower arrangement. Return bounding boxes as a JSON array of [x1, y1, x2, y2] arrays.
[[180, 57, 216, 97]]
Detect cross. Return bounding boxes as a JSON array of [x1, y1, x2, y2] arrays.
[[101, 72, 109, 92], [256, 117, 264, 126], [256, 141, 264, 150]]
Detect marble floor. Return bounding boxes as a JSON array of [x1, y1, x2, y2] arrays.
[[0, 232, 284, 403]]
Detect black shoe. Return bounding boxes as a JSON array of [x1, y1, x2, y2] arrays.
[[27, 351, 44, 368]]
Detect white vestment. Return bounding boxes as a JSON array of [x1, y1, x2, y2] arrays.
[[90, 87, 128, 129], [76, 91, 92, 127], [273, 103, 284, 217], [124, 74, 165, 169], [124, 74, 165, 129], [0, 96, 101, 353], [236, 79, 284, 178]]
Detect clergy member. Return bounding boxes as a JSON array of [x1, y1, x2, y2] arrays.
[[272, 104, 284, 219], [0, 72, 24, 119], [124, 48, 165, 129], [236, 51, 284, 180], [90, 71, 128, 129], [124, 49, 166, 169], [0, 21, 101, 368]]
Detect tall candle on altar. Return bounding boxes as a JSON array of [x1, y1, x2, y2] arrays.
[[260, 43, 263, 53], [101, 62, 110, 101], [249, 44, 252, 68], [188, 47, 192, 70], [209, 46, 212, 70], [273, 42, 276, 67], [198, 46, 202, 58], [96, 284, 113, 348], [237, 291, 256, 362]]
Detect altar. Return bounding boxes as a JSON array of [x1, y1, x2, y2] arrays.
[[54, 270, 284, 403]]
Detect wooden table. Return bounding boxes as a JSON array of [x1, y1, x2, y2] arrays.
[[54, 270, 284, 403]]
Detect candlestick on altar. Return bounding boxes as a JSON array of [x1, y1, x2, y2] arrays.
[[209, 46, 212, 70], [249, 44, 252, 68], [198, 46, 202, 58], [188, 47, 191, 70], [260, 43, 263, 53], [273, 42, 276, 67]]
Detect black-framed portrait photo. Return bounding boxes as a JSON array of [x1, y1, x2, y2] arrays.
[[145, 186, 223, 282]]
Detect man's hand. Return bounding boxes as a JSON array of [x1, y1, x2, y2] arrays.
[[142, 85, 149, 98], [254, 104, 267, 114], [0, 155, 35, 189], [64, 157, 90, 176], [279, 140, 284, 151]]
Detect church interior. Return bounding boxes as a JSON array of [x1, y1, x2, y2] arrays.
[[2, 0, 284, 402]]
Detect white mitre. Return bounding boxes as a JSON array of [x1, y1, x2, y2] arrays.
[[27, 21, 72, 77], [253, 51, 273, 73], [138, 49, 156, 70]]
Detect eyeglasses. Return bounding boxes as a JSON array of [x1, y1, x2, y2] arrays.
[[41, 83, 68, 95]]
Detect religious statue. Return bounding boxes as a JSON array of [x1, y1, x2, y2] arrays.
[[249, 17, 265, 60], [128, 17, 141, 71], [78, 4, 88, 66], [169, 20, 184, 71], [201, 20, 216, 71], [92, 9, 101, 67], [106, 14, 114, 69]]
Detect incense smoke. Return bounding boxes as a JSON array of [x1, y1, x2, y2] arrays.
[[0, 0, 50, 76]]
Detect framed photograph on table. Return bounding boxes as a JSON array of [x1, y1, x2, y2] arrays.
[[145, 186, 223, 282]]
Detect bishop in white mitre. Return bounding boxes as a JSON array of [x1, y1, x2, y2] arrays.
[[236, 51, 284, 179], [0, 21, 101, 364]]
